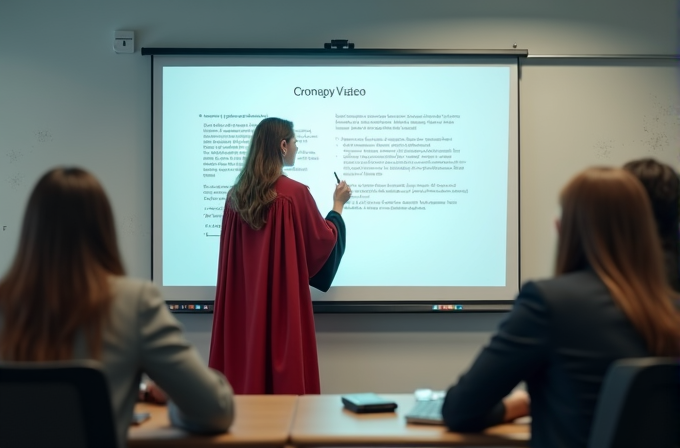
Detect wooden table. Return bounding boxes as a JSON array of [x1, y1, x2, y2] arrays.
[[128, 395, 298, 447], [289, 394, 530, 447]]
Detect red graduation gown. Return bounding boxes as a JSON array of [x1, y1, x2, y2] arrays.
[[209, 175, 339, 394]]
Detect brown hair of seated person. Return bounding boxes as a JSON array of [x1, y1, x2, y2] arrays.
[[0, 167, 124, 361], [623, 158, 680, 290], [623, 158, 679, 239], [556, 167, 680, 356]]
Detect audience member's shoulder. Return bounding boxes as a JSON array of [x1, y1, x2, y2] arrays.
[[532, 269, 598, 288], [109, 276, 161, 305], [530, 269, 607, 306]]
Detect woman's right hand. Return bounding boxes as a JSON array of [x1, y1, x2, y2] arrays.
[[139, 381, 169, 404], [334, 181, 352, 203], [332, 180, 352, 213], [502, 390, 530, 422]]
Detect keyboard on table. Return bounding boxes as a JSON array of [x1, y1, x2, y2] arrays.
[[404, 397, 444, 425]]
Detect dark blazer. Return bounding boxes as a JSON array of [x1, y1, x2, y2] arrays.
[[442, 269, 652, 448], [662, 246, 680, 292]]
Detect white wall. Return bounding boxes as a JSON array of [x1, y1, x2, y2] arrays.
[[1, 0, 677, 393]]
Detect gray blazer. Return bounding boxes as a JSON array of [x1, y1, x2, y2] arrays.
[[1, 277, 234, 447]]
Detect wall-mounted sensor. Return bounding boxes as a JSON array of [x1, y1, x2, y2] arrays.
[[114, 30, 134, 54]]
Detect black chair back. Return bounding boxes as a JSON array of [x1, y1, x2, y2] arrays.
[[588, 357, 680, 448], [0, 360, 118, 448]]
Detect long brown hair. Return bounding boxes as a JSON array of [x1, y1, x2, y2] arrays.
[[556, 167, 680, 356], [0, 167, 124, 361], [229, 117, 294, 230]]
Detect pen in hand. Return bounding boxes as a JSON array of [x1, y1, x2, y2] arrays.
[[332, 172, 351, 214]]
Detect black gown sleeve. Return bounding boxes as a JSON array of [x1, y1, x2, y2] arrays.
[[442, 282, 550, 432], [309, 211, 346, 292]]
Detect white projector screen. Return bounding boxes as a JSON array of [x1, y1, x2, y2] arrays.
[[150, 50, 520, 312]]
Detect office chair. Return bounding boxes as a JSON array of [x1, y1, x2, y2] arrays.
[[588, 357, 680, 448], [0, 360, 118, 448]]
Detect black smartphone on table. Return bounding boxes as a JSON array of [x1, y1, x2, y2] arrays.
[[341, 393, 398, 413]]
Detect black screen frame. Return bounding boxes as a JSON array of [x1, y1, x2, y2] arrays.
[[145, 47, 526, 313]]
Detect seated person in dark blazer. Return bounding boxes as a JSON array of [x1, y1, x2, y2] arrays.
[[442, 167, 680, 448], [623, 158, 680, 292]]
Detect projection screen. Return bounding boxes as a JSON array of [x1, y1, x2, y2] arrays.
[[147, 49, 521, 312]]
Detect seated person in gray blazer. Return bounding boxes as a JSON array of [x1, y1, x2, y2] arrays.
[[442, 167, 680, 448], [624, 157, 680, 292], [0, 167, 234, 447]]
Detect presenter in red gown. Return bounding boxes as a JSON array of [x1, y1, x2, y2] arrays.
[[209, 117, 351, 394]]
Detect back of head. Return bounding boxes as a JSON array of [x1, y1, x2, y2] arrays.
[[623, 158, 680, 291], [623, 158, 679, 239], [230, 117, 295, 230], [556, 167, 680, 356], [0, 167, 124, 361]]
